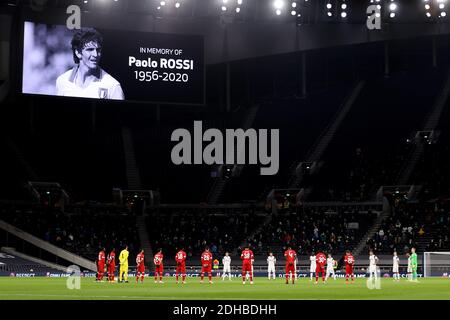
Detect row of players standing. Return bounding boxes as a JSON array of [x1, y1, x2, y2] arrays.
[[273, 249, 357, 284], [95, 246, 358, 285], [95, 246, 147, 283], [164, 246, 358, 285], [305, 249, 418, 283], [95, 246, 419, 284]]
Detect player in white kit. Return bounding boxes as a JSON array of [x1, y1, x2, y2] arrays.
[[222, 252, 232, 281], [325, 254, 337, 281], [267, 252, 276, 280], [309, 252, 316, 281], [392, 251, 400, 281], [368, 250, 379, 282]]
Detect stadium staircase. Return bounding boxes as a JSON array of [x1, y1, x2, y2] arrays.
[[288, 80, 365, 192], [121, 127, 142, 190], [5, 137, 39, 181], [352, 202, 391, 256], [207, 179, 226, 205], [232, 213, 272, 257], [397, 73, 450, 185], [136, 215, 153, 263], [350, 71, 450, 250], [207, 104, 260, 204], [0, 219, 97, 271]]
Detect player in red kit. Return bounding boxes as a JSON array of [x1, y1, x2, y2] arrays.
[[136, 249, 145, 283], [241, 246, 254, 284], [153, 248, 164, 284], [175, 248, 187, 284], [284, 247, 297, 284], [344, 250, 355, 283], [96, 247, 106, 282], [106, 248, 115, 283], [315, 251, 327, 284], [200, 247, 213, 284]]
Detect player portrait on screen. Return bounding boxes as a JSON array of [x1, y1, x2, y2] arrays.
[[56, 28, 125, 100]]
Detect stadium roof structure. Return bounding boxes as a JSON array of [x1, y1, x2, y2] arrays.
[[3, 0, 449, 65], [3, 0, 450, 24]]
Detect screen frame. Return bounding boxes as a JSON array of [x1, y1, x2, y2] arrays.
[[18, 19, 206, 107]]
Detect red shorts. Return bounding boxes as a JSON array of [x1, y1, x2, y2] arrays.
[[316, 265, 325, 274], [108, 264, 115, 274], [201, 265, 212, 273], [155, 265, 164, 273], [346, 265, 354, 274], [242, 263, 252, 273], [285, 263, 296, 274], [176, 263, 186, 274], [137, 265, 145, 273], [97, 264, 105, 272]]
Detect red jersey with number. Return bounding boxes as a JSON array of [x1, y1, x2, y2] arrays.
[[175, 251, 187, 264], [154, 253, 163, 266], [241, 249, 254, 265], [284, 249, 297, 265], [136, 253, 145, 267], [107, 251, 115, 266], [201, 251, 213, 267], [315, 252, 327, 267], [344, 254, 355, 266], [98, 251, 106, 265]]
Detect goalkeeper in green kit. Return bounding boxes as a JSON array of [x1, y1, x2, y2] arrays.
[[411, 247, 418, 282]]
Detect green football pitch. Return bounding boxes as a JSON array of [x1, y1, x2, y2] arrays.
[[0, 277, 449, 300]]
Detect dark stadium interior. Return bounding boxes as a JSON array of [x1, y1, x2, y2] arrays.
[[1, 0, 450, 278]]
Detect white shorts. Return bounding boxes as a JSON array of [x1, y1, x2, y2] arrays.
[[310, 265, 316, 272], [326, 268, 334, 274], [268, 265, 275, 273], [369, 266, 377, 274], [223, 265, 231, 273], [393, 266, 399, 273]]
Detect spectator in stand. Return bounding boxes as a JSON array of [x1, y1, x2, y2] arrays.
[[368, 204, 450, 254], [418, 226, 425, 236]]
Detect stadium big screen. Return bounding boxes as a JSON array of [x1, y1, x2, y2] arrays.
[[21, 21, 205, 105]]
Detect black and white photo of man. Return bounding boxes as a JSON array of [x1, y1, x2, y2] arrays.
[[56, 28, 124, 100]]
